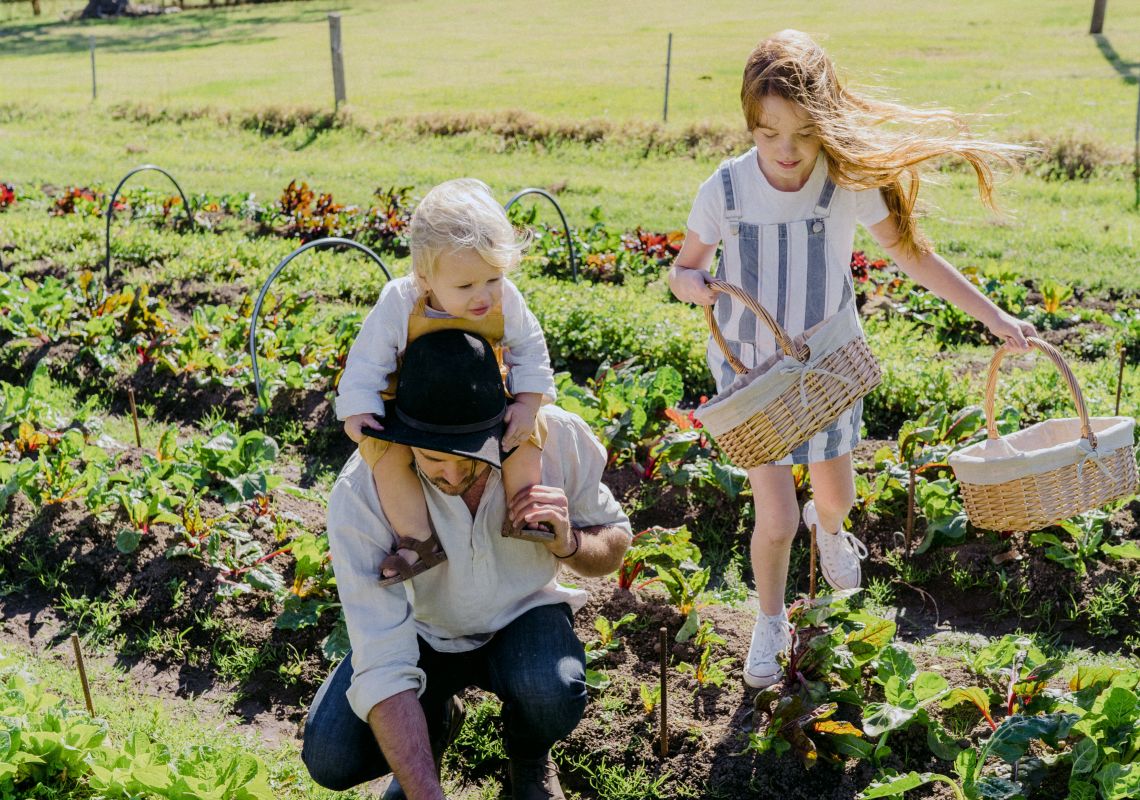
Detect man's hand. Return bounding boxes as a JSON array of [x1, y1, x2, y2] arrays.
[[502, 394, 541, 450], [344, 413, 384, 444], [508, 484, 575, 557]]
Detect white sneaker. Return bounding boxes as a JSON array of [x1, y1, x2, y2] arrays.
[[744, 609, 793, 689], [803, 500, 868, 591]]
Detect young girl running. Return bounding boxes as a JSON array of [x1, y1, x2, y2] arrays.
[[337, 178, 556, 584], [669, 30, 1037, 688]]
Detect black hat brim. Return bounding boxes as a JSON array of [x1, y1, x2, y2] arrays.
[[362, 401, 506, 469]]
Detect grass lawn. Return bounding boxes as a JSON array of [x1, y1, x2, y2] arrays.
[[3, 1, 1140, 292], [1, 0, 1138, 137]]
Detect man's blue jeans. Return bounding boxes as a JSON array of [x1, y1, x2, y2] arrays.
[[301, 602, 587, 791]]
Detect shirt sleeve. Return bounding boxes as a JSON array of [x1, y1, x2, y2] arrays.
[[335, 279, 413, 420], [325, 458, 426, 720], [501, 279, 557, 403], [855, 187, 890, 228], [553, 409, 633, 533], [685, 170, 725, 247]]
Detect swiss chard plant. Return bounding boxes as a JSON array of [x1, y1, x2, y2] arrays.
[[554, 363, 683, 467]]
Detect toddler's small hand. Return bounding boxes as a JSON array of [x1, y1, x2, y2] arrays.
[[502, 401, 537, 450], [344, 413, 384, 443]]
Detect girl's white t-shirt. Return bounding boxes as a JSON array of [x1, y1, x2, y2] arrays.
[[686, 151, 890, 253]]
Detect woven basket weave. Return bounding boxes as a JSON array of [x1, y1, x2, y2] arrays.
[[693, 280, 881, 468], [949, 338, 1137, 532]]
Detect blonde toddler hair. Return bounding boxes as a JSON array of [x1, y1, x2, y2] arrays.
[[410, 178, 527, 280], [741, 30, 1022, 257]]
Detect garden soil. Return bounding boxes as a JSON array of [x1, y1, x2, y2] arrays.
[[2, 455, 1137, 798]]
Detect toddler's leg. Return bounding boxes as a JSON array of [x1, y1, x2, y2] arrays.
[[372, 442, 433, 577], [501, 441, 553, 541]]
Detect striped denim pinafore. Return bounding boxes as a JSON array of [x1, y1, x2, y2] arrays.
[[707, 155, 863, 466]]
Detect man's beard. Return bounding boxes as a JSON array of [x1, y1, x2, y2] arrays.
[[421, 461, 483, 496]]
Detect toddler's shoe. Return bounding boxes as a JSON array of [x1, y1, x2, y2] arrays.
[[803, 500, 868, 591], [744, 608, 793, 689]]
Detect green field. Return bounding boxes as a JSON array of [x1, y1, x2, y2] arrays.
[[3, 0, 1139, 136], [3, 1, 1140, 289]]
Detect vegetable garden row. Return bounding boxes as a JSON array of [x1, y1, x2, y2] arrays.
[[0, 177, 1138, 799]]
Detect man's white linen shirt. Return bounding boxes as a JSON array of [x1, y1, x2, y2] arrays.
[[325, 405, 632, 722], [334, 275, 556, 420]]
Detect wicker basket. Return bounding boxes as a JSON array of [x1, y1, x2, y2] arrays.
[[693, 280, 882, 468], [948, 337, 1138, 532]]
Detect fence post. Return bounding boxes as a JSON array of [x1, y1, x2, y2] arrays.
[[89, 36, 97, 101], [663, 33, 672, 123], [1090, 0, 1107, 34], [329, 13, 346, 110]]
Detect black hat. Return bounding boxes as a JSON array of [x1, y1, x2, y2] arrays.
[[362, 329, 508, 468]]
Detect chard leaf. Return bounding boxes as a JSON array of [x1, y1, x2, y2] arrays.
[[913, 672, 949, 702]]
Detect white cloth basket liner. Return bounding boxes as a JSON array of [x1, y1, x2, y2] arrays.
[[693, 303, 863, 436], [949, 416, 1136, 486]]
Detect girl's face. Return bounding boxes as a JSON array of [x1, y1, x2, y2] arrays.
[[421, 248, 504, 320], [751, 94, 822, 192]]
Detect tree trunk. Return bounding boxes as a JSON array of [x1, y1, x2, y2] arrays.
[[1090, 0, 1108, 34], [80, 0, 131, 18], [31, 0, 42, 16]]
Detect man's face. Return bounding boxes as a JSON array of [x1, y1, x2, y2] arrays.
[[411, 447, 488, 495]]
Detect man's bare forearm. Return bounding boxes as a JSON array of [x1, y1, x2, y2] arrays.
[[368, 690, 444, 800], [560, 523, 631, 577]]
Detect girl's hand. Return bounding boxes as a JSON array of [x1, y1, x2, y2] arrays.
[[503, 395, 540, 449], [344, 413, 383, 443], [988, 310, 1038, 352], [670, 266, 718, 306]]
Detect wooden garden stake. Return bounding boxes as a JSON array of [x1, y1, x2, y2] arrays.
[[1115, 342, 1126, 416], [808, 524, 817, 600], [70, 634, 95, 716], [127, 387, 141, 448], [658, 626, 668, 757], [905, 465, 917, 554]]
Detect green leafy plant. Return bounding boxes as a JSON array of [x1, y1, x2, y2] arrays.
[[639, 682, 661, 715], [859, 711, 1078, 800], [616, 525, 700, 591], [1039, 279, 1074, 315], [1030, 511, 1140, 576], [677, 639, 733, 691], [862, 644, 958, 764], [748, 692, 867, 768], [554, 363, 683, 467], [1061, 671, 1140, 800]]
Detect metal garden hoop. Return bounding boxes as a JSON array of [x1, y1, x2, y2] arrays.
[[104, 164, 195, 285], [249, 237, 392, 414], [504, 188, 577, 283]]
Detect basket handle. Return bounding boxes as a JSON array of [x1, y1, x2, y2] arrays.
[[984, 336, 1096, 448], [704, 280, 809, 375]]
